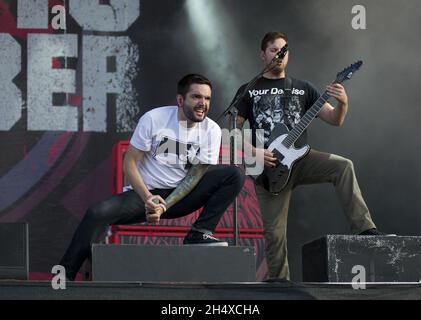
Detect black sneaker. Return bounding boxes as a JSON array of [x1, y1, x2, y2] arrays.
[[183, 230, 228, 247], [359, 228, 396, 236]]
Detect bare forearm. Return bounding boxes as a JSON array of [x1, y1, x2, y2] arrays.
[[333, 101, 348, 126], [319, 101, 349, 126], [324, 83, 349, 126], [164, 164, 209, 209], [124, 157, 151, 202]]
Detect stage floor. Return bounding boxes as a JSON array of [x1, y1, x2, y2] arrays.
[[1, 280, 420, 300]]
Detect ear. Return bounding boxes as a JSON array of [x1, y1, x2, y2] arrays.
[[176, 94, 184, 107], [259, 50, 266, 62]]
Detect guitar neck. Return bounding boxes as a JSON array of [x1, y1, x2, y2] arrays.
[[280, 61, 362, 148], [282, 91, 331, 148]]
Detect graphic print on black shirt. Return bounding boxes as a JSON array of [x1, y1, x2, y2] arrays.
[[252, 93, 303, 143], [236, 77, 320, 147]]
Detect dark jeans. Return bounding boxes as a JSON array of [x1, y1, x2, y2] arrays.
[[59, 165, 245, 280]]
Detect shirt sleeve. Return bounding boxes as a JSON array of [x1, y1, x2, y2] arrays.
[[130, 112, 153, 151], [306, 81, 322, 110]]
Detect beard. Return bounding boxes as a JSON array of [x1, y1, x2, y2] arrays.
[[182, 103, 208, 123], [268, 63, 285, 74]]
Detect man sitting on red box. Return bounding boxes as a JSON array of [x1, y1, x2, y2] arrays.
[[59, 74, 245, 281]]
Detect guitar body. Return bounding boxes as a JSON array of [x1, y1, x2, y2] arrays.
[[259, 123, 310, 194]]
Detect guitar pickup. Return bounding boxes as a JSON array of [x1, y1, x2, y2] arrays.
[[272, 149, 285, 166]]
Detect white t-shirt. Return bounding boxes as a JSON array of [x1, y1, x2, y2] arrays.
[[130, 106, 222, 190]]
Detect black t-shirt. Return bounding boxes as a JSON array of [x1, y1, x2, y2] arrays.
[[235, 77, 320, 148]]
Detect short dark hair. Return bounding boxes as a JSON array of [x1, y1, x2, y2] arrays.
[[177, 74, 212, 97], [261, 32, 288, 51]]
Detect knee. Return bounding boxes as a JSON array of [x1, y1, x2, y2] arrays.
[[225, 165, 246, 190], [264, 227, 285, 246], [84, 203, 108, 223], [336, 157, 354, 174]]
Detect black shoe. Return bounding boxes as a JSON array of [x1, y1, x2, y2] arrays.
[[183, 230, 228, 247], [359, 228, 396, 236]]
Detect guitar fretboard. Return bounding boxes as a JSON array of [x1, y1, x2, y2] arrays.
[[282, 92, 331, 148]]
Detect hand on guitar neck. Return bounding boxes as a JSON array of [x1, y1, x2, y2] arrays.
[[326, 83, 348, 106]]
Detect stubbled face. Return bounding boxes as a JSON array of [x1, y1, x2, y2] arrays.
[[261, 37, 289, 74], [177, 84, 211, 125]]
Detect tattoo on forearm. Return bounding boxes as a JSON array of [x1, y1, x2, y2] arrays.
[[165, 164, 209, 208]]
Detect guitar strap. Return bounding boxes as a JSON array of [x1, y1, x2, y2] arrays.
[[282, 77, 293, 128]]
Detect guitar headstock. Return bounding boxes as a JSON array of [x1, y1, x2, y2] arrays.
[[335, 60, 363, 84]]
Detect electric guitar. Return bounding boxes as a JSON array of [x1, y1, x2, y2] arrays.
[[258, 61, 363, 194]]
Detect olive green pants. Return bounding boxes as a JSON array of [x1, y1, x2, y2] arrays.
[[255, 149, 376, 280]]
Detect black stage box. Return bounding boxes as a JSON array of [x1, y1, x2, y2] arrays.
[[0, 223, 29, 280], [92, 244, 256, 282], [302, 235, 421, 282]]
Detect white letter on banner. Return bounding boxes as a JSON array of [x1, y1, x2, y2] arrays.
[[69, 0, 140, 32], [28, 34, 78, 131], [17, 0, 49, 29], [0, 34, 22, 130], [83, 36, 139, 132]]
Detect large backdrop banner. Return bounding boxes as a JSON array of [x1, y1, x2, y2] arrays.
[[0, 0, 143, 278]]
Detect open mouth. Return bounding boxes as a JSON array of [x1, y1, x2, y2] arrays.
[[194, 108, 206, 117]]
